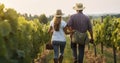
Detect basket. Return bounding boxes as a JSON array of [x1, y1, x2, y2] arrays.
[[46, 42, 53, 50]]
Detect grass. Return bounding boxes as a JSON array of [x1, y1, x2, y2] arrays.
[[62, 37, 73, 63], [44, 36, 74, 63], [89, 44, 120, 63], [42, 37, 120, 63]]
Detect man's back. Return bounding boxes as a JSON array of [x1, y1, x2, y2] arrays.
[[68, 12, 92, 33]]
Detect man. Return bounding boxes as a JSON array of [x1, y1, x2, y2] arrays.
[[67, 3, 93, 63]]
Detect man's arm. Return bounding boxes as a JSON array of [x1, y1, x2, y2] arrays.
[[88, 18, 94, 43]]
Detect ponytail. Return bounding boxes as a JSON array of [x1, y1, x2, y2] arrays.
[[53, 17, 61, 31]]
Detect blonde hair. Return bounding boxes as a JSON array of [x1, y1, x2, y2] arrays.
[[53, 17, 61, 31]]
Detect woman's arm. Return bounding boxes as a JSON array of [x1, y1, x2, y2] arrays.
[[48, 26, 53, 35], [63, 25, 74, 35], [63, 25, 70, 35]]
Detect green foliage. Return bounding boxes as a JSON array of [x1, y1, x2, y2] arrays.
[[0, 4, 50, 63], [4, 8, 18, 21], [0, 4, 5, 20], [93, 16, 120, 49], [0, 20, 11, 37], [38, 14, 48, 24]]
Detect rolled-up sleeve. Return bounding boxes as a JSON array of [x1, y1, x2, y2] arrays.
[[87, 18, 92, 32], [50, 21, 53, 27]]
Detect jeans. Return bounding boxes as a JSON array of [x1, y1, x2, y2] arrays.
[[52, 41, 66, 59], [71, 42, 85, 63]]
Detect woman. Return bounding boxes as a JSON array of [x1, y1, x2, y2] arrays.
[[48, 9, 68, 63]]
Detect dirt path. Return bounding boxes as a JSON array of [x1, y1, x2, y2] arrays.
[[33, 37, 120, 63], [34, 47, 106, 63], [34, 50, 50, 63], [84, 50, 106, 63]]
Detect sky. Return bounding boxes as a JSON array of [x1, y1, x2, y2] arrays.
[[0, 0, 120, 16]]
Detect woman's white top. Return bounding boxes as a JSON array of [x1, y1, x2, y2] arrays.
[[50, 20, 67, 42]]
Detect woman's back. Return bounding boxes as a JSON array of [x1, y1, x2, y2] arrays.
[[50, 20, 66, 42]]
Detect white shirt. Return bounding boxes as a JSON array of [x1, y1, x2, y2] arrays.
[[50, 20, 67, 42]]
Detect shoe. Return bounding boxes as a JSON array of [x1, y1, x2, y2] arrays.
[[54, 58, 58, 63], [59, 55, 63, 63]]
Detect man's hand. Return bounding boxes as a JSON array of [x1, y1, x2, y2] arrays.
[[89, 38, 94, 44]]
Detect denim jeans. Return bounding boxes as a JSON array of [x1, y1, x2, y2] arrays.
[[52, 41, 66, 59], [71, 42, 85, 63]]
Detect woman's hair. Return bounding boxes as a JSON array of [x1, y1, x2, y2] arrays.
[[53, 17, 61, 31]]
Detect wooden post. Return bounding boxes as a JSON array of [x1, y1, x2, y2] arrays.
[[101, 16, 103, 23], [101, 16, 104, 54], [88, 43, 90, 50], [94, 44, 97, 57], [101, 42, 103, 54], [113, 45, 117, 63]]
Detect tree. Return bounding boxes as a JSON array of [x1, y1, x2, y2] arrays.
[[38, 14, 48, 24], [63, 15, 70, 22], [4, 8, 18, 21], [0, 4, 5, 21]]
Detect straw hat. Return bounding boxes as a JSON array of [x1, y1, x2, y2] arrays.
[[73, 3, 85, 10], [54, 9, 64, 17]]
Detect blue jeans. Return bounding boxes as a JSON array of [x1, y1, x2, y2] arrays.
[[52, 41, 66, 59], [71, 42, 85, 63]]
